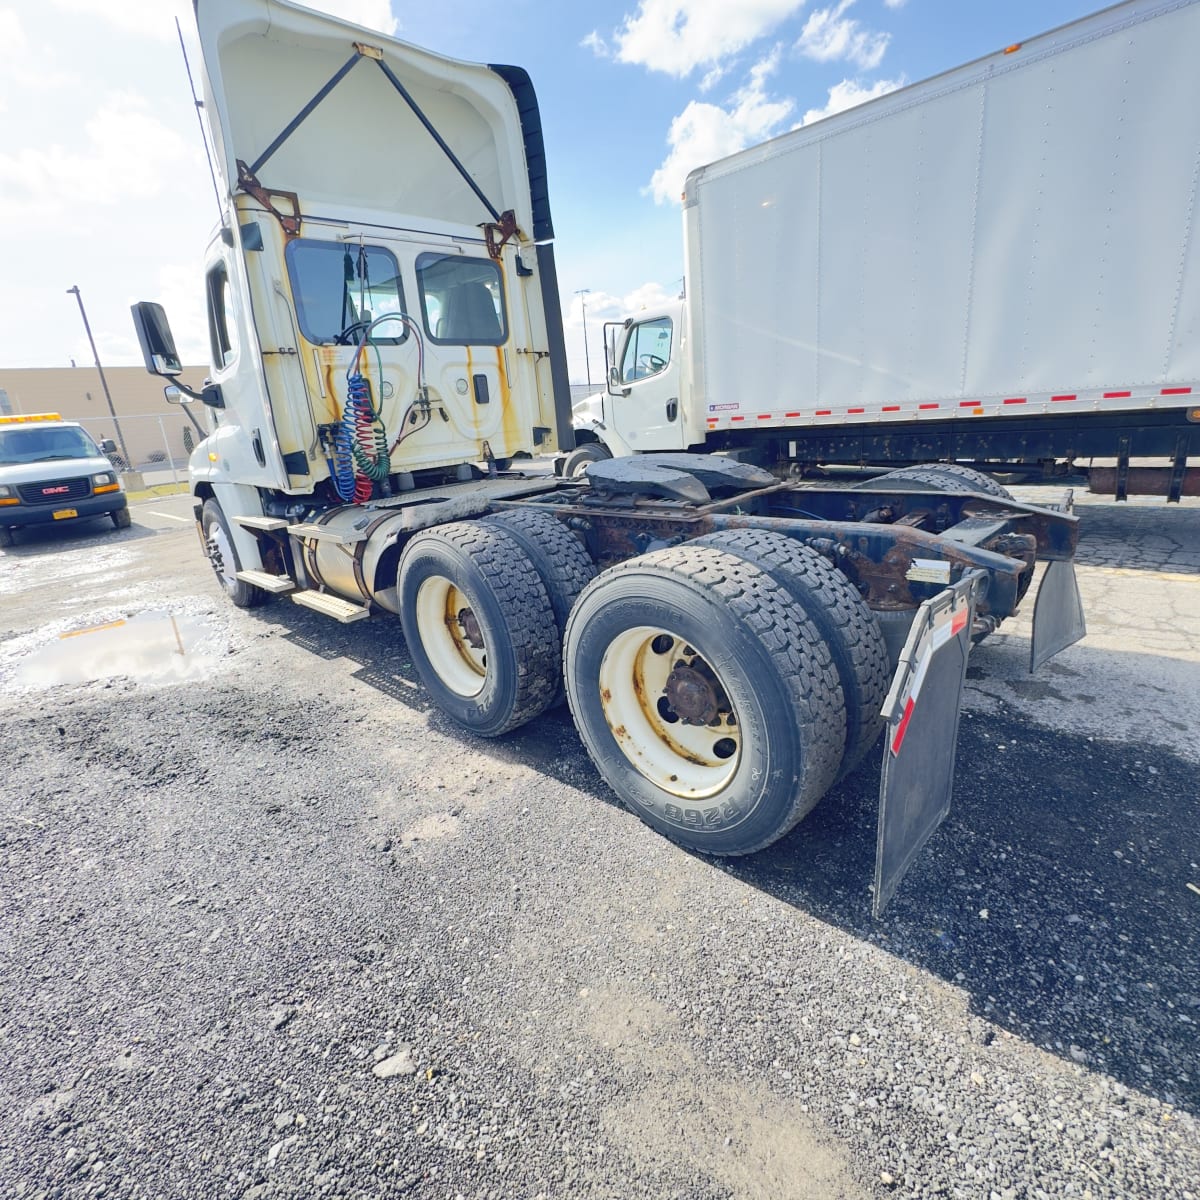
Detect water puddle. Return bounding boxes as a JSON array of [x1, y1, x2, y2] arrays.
[[11, 609, 222, 689]]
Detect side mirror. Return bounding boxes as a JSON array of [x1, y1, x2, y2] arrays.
[[99, 438, 117, 455], [163, 384, 194, 406], [131, 301, 182, 377]]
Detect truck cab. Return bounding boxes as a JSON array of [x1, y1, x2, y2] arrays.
[[0, 413, 130, 548], [564, 300, 692, 473]]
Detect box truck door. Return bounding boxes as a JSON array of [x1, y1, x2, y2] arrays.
[[609, 316, 686, 451]]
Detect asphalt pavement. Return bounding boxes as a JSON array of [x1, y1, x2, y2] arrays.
[[0, 484, 1197, 1200]]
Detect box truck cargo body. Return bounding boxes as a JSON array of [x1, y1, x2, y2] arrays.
[[572, 0, 1200, 498]]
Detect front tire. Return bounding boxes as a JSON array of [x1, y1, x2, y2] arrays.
[[111, 506, 131, 530], [564, 545, 845, 856], [0, 527, 13, 549], [398, 522, 560, 737], [562, 442, 612, 479], [201, 499, 267, 609]]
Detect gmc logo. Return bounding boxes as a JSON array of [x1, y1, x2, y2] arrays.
[[42, 486, 70, 495]]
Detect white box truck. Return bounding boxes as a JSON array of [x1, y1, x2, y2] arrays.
[[133, 0, 1088, 913], [567, 0, 1200, 501]]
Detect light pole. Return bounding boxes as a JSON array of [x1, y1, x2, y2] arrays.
[[66, 284, 131, 470], [575, 288, 592, 387]]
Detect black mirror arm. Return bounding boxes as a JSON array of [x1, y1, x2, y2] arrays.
[[173, 379, 206, 401]]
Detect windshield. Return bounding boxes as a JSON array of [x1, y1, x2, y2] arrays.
[[0, 425, 100, 465]]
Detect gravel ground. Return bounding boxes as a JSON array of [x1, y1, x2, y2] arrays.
[[1, 488, 1198, 1200]]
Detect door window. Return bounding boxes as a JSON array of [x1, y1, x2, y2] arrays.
[[285, 239, 408, 344], [620, 317, 673, 383], [206, 262, 240, 369], [416, 253, 507, 346]]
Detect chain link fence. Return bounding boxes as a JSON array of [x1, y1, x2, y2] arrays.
[[71, 412, 201, 483]]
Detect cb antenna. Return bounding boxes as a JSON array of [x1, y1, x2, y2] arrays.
[[176, 16, 225, 223]]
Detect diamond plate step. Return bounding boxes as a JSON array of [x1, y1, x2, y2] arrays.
[[291, 590, 370, 622], [233, 515, 290, 531], [287, 522, 367, 544], [235, 569, 295, 594]]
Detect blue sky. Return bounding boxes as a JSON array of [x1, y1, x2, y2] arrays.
[[0, 0, 1101, 384]]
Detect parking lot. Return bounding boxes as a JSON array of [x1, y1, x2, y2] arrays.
[[1, 484, 1198, 1200]]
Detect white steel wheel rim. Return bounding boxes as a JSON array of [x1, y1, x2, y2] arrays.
[[415, 575, 487, 698], [598, 625, 742, 799], [206, 518, 236, 588]]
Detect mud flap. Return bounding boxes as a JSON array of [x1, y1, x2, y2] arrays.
[[1030, 559, 1086, 672], [873, 572, 983, 918]]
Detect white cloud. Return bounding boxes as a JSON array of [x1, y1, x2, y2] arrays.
[[884, 0, 908, 8], [0, 8, 75, 105], [0, 8, 28, 55], [330, 0, 398, 36], [648, 52, 793, 204], [45, 0, 398, 39], [796, 0, 889, 71], [609, 0, 806, 78], [45, 0, 192, 41], [568, 283, 678, 326], [0, 95, 195, 223], [800, 75, 904, 125], [581, 30, 610, 56]]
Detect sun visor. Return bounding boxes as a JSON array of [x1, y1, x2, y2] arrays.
[[195, 0, 534, 235]]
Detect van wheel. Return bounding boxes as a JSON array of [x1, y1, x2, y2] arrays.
[[398, 522, 560, 736], [481, 509, 596, 705], [0, 527, 13, 549], [562, 442, 611, 479], [111, 507, 132, 530], [563, 545, 845, 855], [201, 499, 267, 609], [692, 531, 890, 780]]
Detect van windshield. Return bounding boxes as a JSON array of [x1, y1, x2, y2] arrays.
[[0, 426, 99, 465]]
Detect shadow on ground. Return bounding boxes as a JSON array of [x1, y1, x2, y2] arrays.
[[248, 593, 1200, 1115]]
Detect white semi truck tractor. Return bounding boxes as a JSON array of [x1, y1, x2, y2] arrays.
[[134, 0, 1087, 914], [566, 0, 1200, 502]]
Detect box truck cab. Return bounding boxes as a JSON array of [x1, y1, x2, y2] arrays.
[[0, 414, 130, 548], [565, 300, 691, 473]]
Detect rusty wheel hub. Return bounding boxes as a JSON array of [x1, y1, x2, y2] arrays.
[[664, 661, 722, 726], [456, 607, 484, 649]]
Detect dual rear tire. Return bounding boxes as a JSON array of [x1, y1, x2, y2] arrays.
[[398, 517, 890, 858]]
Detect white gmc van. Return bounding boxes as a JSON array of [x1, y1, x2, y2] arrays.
[[0, 413, 130, 548]]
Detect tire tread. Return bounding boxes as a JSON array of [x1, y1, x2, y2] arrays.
[[693, 531, 889, 779]]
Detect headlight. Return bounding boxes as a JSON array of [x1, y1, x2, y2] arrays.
[[92, 472, 116, 486], [0, 485, 12, 498]]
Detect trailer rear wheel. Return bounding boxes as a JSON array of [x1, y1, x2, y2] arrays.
[[563, 545, 845, 855], [201, 499, 267, 609], [692, 531, 889, 780], [398, 522, 560, 737], [481, 508, 596, 705]]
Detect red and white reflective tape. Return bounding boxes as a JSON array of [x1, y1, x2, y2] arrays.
[[890, 598, 970, 757], [705, 385, 1194, 430]]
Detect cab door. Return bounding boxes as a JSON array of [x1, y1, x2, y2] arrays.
[[608, 314, 686, 451]]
